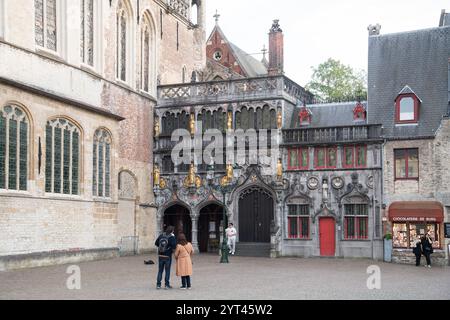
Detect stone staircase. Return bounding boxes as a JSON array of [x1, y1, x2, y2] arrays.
[[235, 242, 271, 257]]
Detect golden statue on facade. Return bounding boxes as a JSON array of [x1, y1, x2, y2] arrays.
[[189, 113, 195, 135], [153, 164, 160, 187], [277, 158, 283, 180], [195, 176, 202, 188], [227, 111, 233, 130], [154, 117, 160, 137], [159, 178, 167, 189], [277, 110, 282, 129], [220, 164, 234, 186]]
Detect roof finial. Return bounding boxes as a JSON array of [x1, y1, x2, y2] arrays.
[[214, 10, 220, 25]]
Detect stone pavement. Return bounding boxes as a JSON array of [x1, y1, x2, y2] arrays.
[[0, 254, 449, 300]]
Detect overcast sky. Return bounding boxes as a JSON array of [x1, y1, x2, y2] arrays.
[[205, 0, 449, 86]]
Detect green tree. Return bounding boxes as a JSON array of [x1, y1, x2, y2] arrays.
[[306, 58, 367, 102]]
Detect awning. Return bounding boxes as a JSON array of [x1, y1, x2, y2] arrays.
[[389, 201, 444, 223]]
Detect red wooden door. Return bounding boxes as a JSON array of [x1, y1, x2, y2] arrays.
[[319, 218, 335, 256]]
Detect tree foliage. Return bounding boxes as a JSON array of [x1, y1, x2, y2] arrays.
[[306, 58, 367, 102]]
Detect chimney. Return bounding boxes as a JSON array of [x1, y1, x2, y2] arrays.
[[268, 20, 284, 75], [367, 24, 381, 36]]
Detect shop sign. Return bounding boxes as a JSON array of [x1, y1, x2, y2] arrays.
[[392, 217, 438, 222]]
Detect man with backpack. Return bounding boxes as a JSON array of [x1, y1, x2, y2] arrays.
[[155, 225, 177, 289]]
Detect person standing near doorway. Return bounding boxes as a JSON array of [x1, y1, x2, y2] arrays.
[[155, 225, 177, 289], [421, 233, 433, 268], [412, 236, 422, 266], [226, 223, 237, 255]]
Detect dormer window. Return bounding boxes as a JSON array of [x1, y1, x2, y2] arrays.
[[353, 102, 366, 122], [299, 106, 311, 126], [395, 86, 421, 124]]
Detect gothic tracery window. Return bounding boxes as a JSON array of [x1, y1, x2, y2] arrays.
[[0, 105, 29, 191], [93, 128, 111, 198], [81, 0, 94, 66], [35, 0, 57, 51], [45, 118, 80, 195], [116, 1, 131, 82]]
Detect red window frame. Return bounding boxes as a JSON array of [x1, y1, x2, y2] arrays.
[[344, 216, 369, 240], [288, 148, 309, 170], [394, 148, 419, 180], [314, 147, 337, 169], [299, 107, 311, 126], [355, 145, 367, 168], [353, 102, 366, 121], [342, 146, 354, 168], [287, 216, 310, 239], [395, 94, 420, 124]]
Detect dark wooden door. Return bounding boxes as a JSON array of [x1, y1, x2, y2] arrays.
[[239, 187, 274, 243], [319, 218, 335, 256]]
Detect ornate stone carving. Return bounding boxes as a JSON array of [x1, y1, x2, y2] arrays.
[[307, 177, 319, 190], [331, 176, 345, 190]]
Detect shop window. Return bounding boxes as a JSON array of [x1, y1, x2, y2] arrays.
[[344, 204, 368, 240], [393, 222, 440, 249], [394, 148, 418, 180], [287, 205, 310, 239], [288, 148, 309, 170]]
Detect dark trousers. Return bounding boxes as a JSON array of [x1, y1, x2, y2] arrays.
[[181, 276, 191, 288], [424, 252, 431, 266], [415, 254, 421, 266], [157, 257, 172, 287]]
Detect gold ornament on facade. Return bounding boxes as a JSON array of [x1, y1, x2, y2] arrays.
[[159, 178, 167, 189], [227, 111, 233, 130], [195, 176, 202, 188], [189, 113, 196, 135], [153, 164, 160, 187], [277, 159, 283, 180], [277, 110, 282, 129], [154, 118, 160, 137], [220, 164, 234, 186]]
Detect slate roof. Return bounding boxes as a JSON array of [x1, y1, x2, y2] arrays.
[[229, 42, 268, 77], [290, 101, 367, 128], [368, 25, 450, 139]]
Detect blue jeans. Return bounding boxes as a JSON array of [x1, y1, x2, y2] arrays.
[[157, 256, 172, 287]]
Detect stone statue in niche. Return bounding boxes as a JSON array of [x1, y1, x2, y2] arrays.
[[276, 159, 283, 180], [322, 179, 329, 203], [277, 110, 282, 129], [153, 164, 160, 188], [227, 111, 233, 130], [154, 117, 160, 137], [189, 113, 195, 135]]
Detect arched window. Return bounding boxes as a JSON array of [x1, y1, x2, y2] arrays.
[[116, 1, 133, 83], [93, 128, 112, 198], [141, 12, 156, 93], [0, 105, 29, 191], [80, 0, 94, 67], [35, 0, 58, 51], [45, 118, 80, 195], [191, 1, 198, 25]]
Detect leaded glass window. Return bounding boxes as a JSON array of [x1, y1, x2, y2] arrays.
[[93, 128, 112, 198], [35, 0, 57, 51], [45, 118, 80, 195], [141, 22, 150, 92], [81, 0, 94, 66], [344, 204, 369, 240], [0, 105, 29, 191], [116, 3, 128, 82]]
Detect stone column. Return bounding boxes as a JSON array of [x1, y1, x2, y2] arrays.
[[191, 214, 200, 253], [156, 212, 164, 236]]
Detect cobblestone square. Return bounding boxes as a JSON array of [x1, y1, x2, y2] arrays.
[[1, 255, 449, 300]]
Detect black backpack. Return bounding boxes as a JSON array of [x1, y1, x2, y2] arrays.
[[158, 234, 170, 254]]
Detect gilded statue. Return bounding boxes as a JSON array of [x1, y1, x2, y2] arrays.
[[221, 164, 233, 186], [277, 110, 282, 129], [153, 165, 160, 187], [159, 178, 167, 189], [227, 111, 233, 130], [154, 118, 160, 137], [277, 158, 283, 180], [184, 162, 196, 187], [189, 113, 195, 135], [195, 176, 202, 188]]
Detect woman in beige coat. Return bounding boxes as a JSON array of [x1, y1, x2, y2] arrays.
[[174, 233, 194, 289]]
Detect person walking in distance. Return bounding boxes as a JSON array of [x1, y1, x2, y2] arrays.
[[155, 226, 177, 289], [174, 233, 194, 290], [226, 223, 237, 255]]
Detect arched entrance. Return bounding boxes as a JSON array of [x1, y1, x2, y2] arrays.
[[118, 170, 138, 255], [238, 186, 274, 243], [163, 204, 192, 242], [198, 204, 224, 253]]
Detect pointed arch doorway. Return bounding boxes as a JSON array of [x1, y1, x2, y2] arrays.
[[163, 204, 192, 242], [238, 186, 274, 243], [198, 204, 224, 253]]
